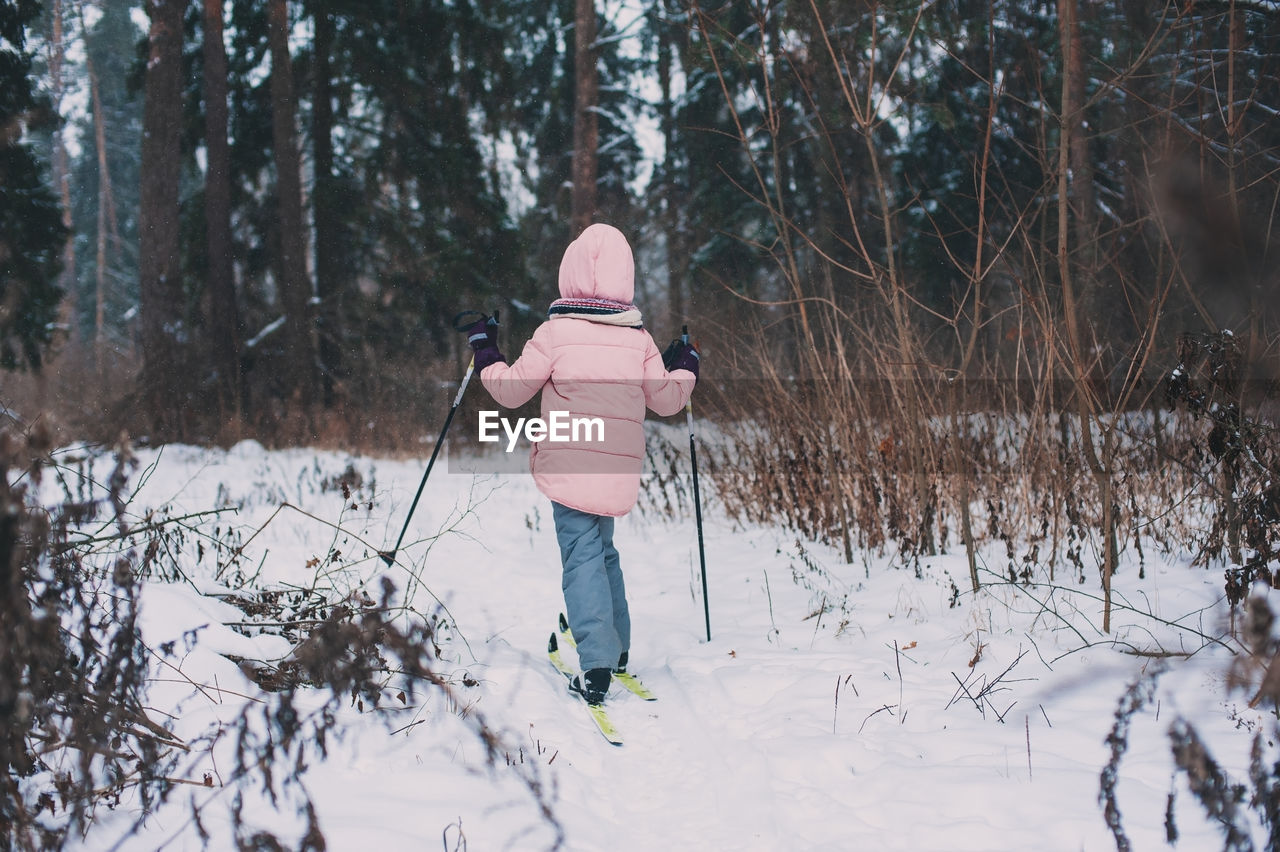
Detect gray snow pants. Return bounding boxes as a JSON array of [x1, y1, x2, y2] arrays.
[[553, 501, 630, 672]]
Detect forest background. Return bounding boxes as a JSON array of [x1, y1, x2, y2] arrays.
[[2, 0, 1280, 602], [3, 1, 1280, 846]]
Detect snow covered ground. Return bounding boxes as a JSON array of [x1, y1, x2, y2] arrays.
[[47, 437, 1275, 851]]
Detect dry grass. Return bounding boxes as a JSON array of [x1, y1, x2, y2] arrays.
[[1, 342, 470, 456]]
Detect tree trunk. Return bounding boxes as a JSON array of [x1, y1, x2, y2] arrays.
[[1057, 0, 1092, 382], [1058, 0, 1117, 632], [1063, 0, 1096, 298], [86, 51, 119, 369], [268, 0, 315, 412], [1101, 429, 1118, 634], [138, 0, 187, 437], [49, 0, 76, 347], [656, 0, 682, 328], [312, 4, 342, 408], [203, 0, 242, 421], [571, 0, 598, 235]]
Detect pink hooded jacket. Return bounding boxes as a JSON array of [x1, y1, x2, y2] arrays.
[[480, 224, 695, 517]]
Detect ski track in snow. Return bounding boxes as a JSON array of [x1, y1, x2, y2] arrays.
[[52, 440, 1274, 851]]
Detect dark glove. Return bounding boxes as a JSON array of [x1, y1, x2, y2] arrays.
[[465, 316, 506, 371], [662, 339, 700, 379]]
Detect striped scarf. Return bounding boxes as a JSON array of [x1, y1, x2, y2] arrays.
[[548, 296, 643, 328]]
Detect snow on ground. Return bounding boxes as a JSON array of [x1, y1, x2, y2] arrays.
[[51, 437, 1275, 851]]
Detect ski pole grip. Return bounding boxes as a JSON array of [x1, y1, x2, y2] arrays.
[[681, 324, 689, 345]]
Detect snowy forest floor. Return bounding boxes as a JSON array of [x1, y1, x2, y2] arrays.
[[44, 438, 1277, 851]]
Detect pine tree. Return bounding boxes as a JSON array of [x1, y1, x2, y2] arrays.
[[71, 0, 143, 355], [138, 0, 188, 431], [0, 0, 66, 370], [511, 0, 643, 315], [571, 0, 598, 234], [308, 0, 340, 407], [329, 0, 519, 353], [267, 0, 315, 410], [650, 0, 771, 330], [203, 0, 242, 414]]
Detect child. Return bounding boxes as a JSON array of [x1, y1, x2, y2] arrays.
[[466, 223, 699, 705]]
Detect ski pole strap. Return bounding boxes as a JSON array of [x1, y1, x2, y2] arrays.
[[453, 309, 498, 332], [453, 308, 500, 334]]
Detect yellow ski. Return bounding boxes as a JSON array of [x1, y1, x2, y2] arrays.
[[548, 632, 623, 745], [557, 613, 657, 701]]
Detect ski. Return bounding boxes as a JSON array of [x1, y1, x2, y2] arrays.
[[557, 613, 657, 701], [612, 670, 657, 702], [548, 632, 623, 746]]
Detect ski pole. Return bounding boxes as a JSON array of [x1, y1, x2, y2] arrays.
[[683, 325, 711, 642], [380, 310, 497, 566]]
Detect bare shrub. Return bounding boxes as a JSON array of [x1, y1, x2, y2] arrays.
[[1099, 663, 1166, 852], [1, 426, 170, 849], [1, 430, 560, 849], [1, 346, 470, 454], [1166, 331, 1280, 606], [675, 0, 1280, 641], [1107, 595, 1280, 852], [1166, 718, 1254, 852]]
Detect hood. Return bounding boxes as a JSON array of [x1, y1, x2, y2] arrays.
[[557, 223, 635, 304]]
